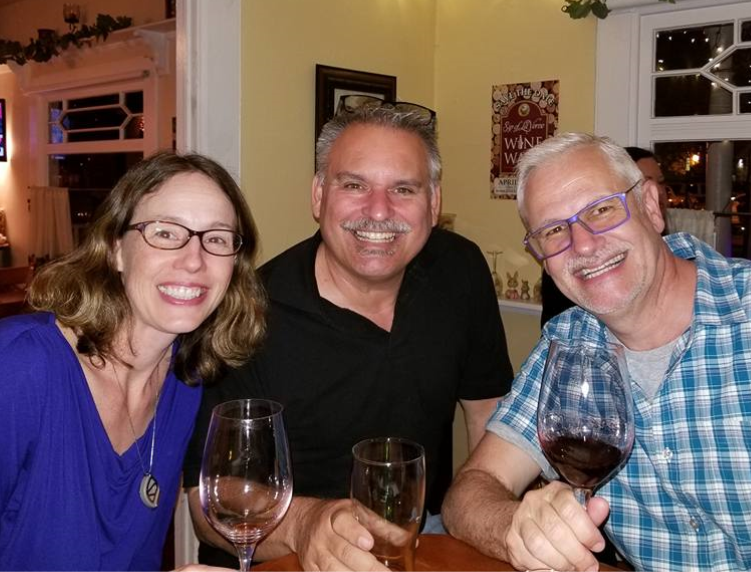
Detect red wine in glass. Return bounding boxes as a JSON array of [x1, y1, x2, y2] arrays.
[[538, 340, 634, 505]]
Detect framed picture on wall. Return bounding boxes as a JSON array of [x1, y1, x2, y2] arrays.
[[314, 65, 397, 147], [0, 99, 7, 162]]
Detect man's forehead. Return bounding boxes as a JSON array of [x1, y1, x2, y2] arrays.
[[525, 150, 624, 222], [326, 125, 430, 180]]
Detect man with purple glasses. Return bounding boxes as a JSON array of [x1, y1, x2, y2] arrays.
[[442, 132, 751, 572], [183, 99, 514, 571]]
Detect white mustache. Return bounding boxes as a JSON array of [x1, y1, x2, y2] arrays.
[[341, 219, 412, 233]]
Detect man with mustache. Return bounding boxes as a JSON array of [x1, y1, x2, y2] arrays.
[[540, 145, 671, 327], [183, 100, 514, 571], [442, 132, 751, 572]]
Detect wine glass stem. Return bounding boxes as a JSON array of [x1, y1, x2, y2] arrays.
[[573, 487, 592, 508], [235, 542, 257, 572]]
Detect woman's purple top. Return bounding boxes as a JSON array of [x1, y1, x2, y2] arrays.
[[0, 312, 202, 570]]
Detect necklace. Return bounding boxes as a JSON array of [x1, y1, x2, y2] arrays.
[[111, 352, 167, 509]]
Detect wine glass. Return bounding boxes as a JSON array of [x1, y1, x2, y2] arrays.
[[486, 250, 504, 297], [200, 399, 293, 571], [537, 340, 634, 506], [351, 437, 426, 571]]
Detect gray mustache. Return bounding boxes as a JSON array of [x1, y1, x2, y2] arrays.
[[341, 219, 412, 233]]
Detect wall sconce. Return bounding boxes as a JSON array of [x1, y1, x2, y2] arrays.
[[63, 4, 81, 32]]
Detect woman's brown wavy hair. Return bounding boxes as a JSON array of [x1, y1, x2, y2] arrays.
[[28, 150, 267, 385]]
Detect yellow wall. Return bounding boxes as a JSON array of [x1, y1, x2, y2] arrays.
[[239, 1, 597, 473], [435, 0, 596, 471], [241, 0, 437, 263], [435, 0, 596, 381], [240, 0, 596, 374], [436, 0, 596, 291]]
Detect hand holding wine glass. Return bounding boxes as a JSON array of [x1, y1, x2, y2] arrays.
[[538, 340, 634, 507], [351, 437, 426, 571], [200, 399, 293, 572]]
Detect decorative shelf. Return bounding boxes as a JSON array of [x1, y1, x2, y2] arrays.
[[6, 17, 176, 94], [498, 298, 542, 316]]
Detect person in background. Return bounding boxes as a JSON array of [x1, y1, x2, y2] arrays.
[[624, 146, 670, 218], [540, 145, 669, 326], [183, 97, 515, 571], [442, 132, 751, 572], [0, 151, 266, 570]]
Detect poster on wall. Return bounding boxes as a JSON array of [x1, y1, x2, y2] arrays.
[[490, 80, 559, 199]]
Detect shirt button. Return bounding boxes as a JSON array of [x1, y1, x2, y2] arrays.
[[662, 447, 673, 461], [689, 517, 700, 530]]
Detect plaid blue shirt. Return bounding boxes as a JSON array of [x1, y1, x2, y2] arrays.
[[487, 233, 751, 572]]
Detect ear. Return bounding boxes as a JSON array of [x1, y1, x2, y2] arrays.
[[639, 180, 666, 234], [430, 184, 442, 227], [114, 238, 124, 272], [311, 174, 324, 222]]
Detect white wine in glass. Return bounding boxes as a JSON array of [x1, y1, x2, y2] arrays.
[[537, 340, 634, 506], [200, 399, 293, 571], [351, 437, 426, 571]]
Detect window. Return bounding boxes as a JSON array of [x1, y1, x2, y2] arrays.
[[49, 152, 143, 244], [595, 0, 751, 258], [48, 91, 144, 144], [43, 81, 152, 245], [641, 6, 751, 130]]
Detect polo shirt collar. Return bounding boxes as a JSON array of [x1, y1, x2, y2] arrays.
[[263, 229, 442, 318]]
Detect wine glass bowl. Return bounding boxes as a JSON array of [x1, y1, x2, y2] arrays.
[[537, 340, 634, 505], [351, 437, 426, 571], [200, 399, 293, 571]]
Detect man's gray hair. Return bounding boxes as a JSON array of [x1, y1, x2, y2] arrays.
[[515, 132, 644, 225], [315, 106, 442, 190]]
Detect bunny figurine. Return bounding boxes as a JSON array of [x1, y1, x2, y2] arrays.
[[504, 271, 520, 300], [520, 279, 531, 301], [533, 276, 543, 303]]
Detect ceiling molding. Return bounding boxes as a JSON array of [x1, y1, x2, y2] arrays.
[[608, 0, 743, 13]]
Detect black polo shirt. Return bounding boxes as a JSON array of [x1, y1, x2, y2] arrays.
[[184, 228, 513, 516]]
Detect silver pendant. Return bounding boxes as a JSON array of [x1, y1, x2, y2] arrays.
[[139, 473, 160, 509]]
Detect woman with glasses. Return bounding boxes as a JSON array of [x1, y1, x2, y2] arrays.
[[0, 151, 266, 570]]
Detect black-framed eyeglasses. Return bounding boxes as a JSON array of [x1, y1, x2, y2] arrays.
[[336, 94, 436, 127], [126, 220, 243, 257], [523, 180, 641, 261]]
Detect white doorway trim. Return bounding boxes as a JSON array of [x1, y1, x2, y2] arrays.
[[177, 0, 241, 178], [173, 0, 241, 566]]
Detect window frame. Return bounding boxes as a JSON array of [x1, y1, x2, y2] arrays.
[[42, 78, 155, 158], [595, 0, 751, 146]]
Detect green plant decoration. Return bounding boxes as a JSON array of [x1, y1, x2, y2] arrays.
[[0, 14, 132, 66], [562, 0, 675, 20]]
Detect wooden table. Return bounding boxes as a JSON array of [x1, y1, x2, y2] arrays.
[[252, 534, 619, 571]]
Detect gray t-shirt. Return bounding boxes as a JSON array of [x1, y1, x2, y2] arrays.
[[622, 340, 677, 400]]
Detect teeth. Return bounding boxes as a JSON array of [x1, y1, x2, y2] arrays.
[[580, 253, 625, 280], [353, 231, 397, 242], [158, 285, 204, 300]]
